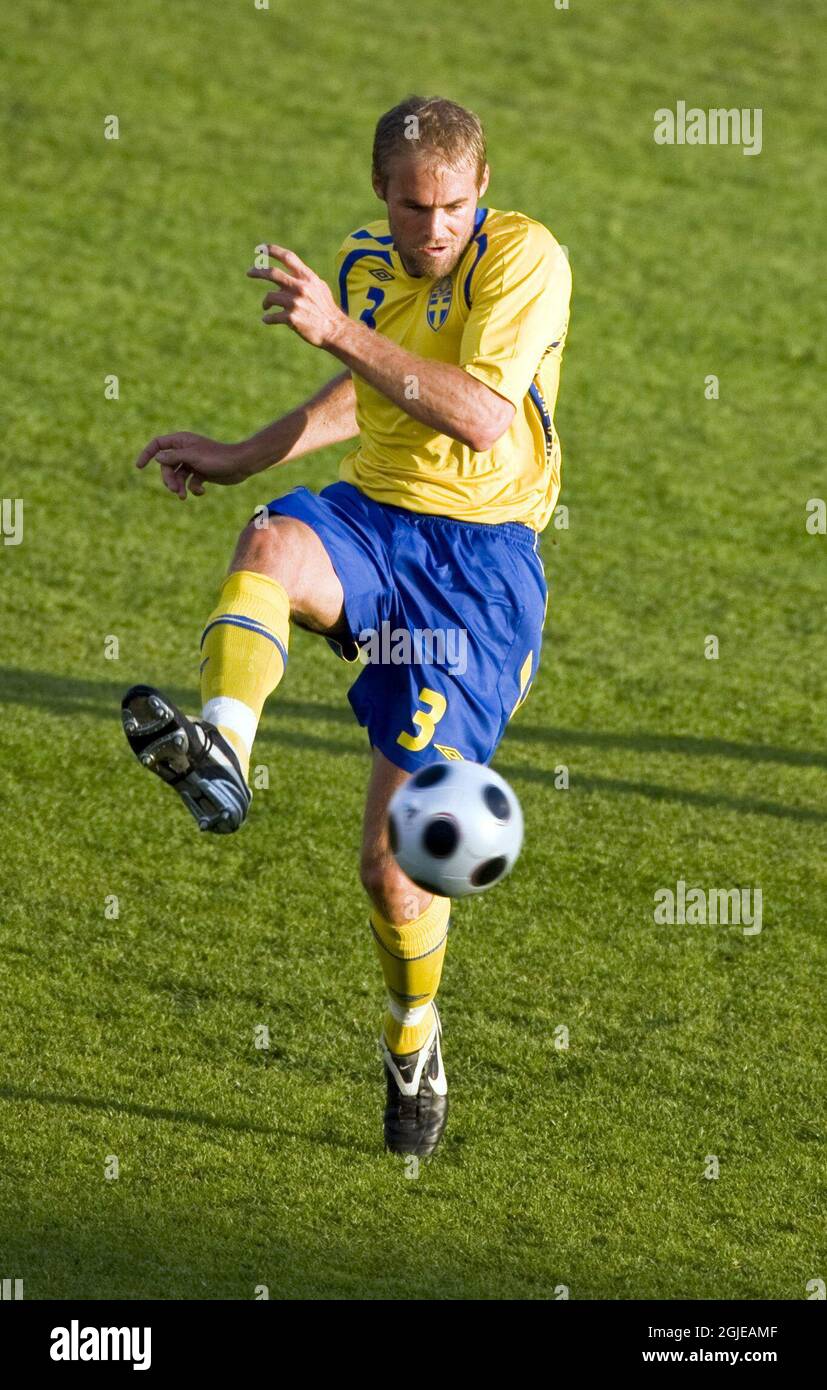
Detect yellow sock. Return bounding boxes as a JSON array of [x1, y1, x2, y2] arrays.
[[199, 569, 290, 781], [371, 894, 451, 1054]]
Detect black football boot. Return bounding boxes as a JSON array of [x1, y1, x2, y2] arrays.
[[381, 1003, 448, 1158], [121, 684, 251, 834]]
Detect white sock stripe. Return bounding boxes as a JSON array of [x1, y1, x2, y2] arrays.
[[386, 995, 432, 1028], [201, 696, 257, 754]]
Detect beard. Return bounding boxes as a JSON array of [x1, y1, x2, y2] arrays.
[[396, 238, 468, 280]]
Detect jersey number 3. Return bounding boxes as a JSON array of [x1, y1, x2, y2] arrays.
[[359, 288, 386, 329]]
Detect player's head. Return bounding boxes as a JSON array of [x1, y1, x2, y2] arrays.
[[372, 96, 490, 279]]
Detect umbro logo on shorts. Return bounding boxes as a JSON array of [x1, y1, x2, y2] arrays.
[[435, 744, 464, 761]]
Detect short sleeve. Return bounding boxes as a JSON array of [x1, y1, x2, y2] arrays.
[[460, 223, 572, 408], [333, 238, 352, 313]]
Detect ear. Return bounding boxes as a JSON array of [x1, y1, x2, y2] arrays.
[[478, 163, 490, 197], [372, 172, 386, 201]]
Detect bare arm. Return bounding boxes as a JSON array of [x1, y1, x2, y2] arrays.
[[136, 371, 358, 500], [236, 370, 357, 472], [324, 317, 513, 452], [249, 244, 515, 453]]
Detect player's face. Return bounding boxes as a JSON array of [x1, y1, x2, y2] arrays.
[[376, 155, 490, 279]]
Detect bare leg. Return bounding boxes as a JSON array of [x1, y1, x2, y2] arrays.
[[360, 749, 432, 922], [229, 513, 347, 637], [123, 513, 354, 834]]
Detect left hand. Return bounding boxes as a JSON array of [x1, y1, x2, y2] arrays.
[[247, 244, 346, 349]]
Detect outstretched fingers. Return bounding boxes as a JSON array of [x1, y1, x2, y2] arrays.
[[266, 243, 307, 274], [246, 243, 307, 287], [136, 432, 200, 471], [136, 434, 175, 469]]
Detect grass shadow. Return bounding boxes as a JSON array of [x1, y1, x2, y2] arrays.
[[1, 665, 824, 823]]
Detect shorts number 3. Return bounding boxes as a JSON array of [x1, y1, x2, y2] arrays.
[[396, 688, 448, 752]]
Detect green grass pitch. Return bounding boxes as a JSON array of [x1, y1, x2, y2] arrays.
[[1, 0, 825, 1300]]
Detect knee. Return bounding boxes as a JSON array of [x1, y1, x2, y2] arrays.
[[236, 513, 283, 565], [359, 849, 392, 902], [360, 849, 426, 922], [232, 515, 299, 593]]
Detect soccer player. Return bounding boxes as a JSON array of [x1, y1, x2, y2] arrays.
[[122, 95, 572, 1159]]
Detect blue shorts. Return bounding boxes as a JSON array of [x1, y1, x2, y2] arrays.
[[267, 482, 548, 773]]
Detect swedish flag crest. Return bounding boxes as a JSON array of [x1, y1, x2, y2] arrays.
[[426, 276, 453, 331]]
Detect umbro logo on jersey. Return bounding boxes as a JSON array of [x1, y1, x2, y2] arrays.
[[370, 267, 394, 281], [435, 743, 464, 761]]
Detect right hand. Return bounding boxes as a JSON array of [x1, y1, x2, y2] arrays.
[[135, 432, 252, 499]]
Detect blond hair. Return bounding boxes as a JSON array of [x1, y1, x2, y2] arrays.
[[372, 95, 487, 190]]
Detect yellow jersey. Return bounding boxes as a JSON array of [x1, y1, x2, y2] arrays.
[[334, 206, 571, 532]]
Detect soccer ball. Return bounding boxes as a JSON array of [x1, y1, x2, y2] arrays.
[[387, 761, 524, 898]]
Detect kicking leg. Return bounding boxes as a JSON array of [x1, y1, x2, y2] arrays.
[[360, 749, 451, 1158], [122, 514, 345, 832], [199, 513, 347, 775]]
